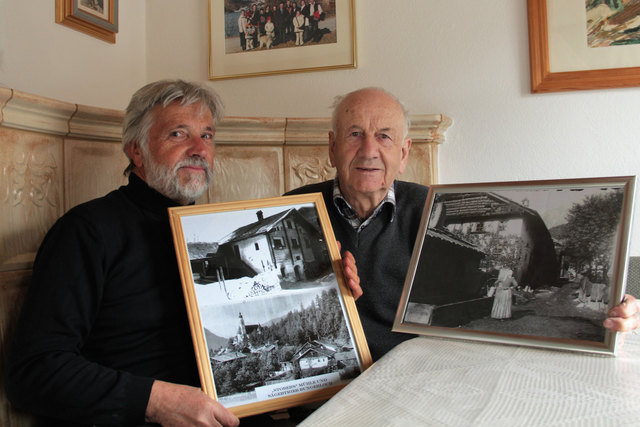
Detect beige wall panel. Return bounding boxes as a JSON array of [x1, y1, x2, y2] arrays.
[[0, 270, 37, 427], [285, 118, 331, 145], [216, 117, 286, 145], [284, 145, 335, 192], [0, 87, 12, 121], [208, 146, 284, 203], [68, 104, 124, 141], [1, 90, 75, 136], [64, 139, 129, 211], [0, 128, 63, 271], [403, 142, 438, 186]]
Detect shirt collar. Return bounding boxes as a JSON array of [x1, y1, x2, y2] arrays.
[[332, 177, 397, 231]]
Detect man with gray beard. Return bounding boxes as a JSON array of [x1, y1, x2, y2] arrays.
[[5, 80, 239, 427]]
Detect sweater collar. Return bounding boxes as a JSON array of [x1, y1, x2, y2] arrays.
[[123, 173, 184, 214]]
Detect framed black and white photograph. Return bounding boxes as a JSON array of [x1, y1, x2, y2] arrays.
[[169, 193, 371, 417], [393, 176, 636, 355]]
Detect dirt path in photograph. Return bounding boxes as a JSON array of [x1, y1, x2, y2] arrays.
[[464, 280, 607, 342]]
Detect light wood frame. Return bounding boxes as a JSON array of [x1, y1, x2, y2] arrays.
[[527, 0, 640, 93], [169, 193, 372, 417], [56, 0, 118, 43], [394, 176, 636, 356]]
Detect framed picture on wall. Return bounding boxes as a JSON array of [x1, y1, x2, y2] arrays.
[[527, 0, 640, 92], [168, 193, 372, 417], [55, 0, 119, 43], [208, 0, 357, 80], [393, 176, 636, 355]]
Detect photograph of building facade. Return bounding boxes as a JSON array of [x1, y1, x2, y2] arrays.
[[404, 185, 626, 344], [190, 207, 330, 286]]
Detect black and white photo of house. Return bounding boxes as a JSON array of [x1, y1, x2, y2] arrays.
[[404, 184, 627, 343], [188, 205, 330, 293], [179, 203, 361, 406]]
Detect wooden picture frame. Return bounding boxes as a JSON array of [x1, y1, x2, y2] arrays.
[[208, 0, 357, 80], [393, 176, 636, 356], [527, 0, 640, 92], [55, 0, 118, 44], [169, 193, 372, 417]]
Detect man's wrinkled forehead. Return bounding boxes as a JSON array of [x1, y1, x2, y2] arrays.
[[336, 93, 405, 133]]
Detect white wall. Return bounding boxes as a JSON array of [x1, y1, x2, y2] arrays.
[[148, 0, 640, 256], [1, 0, 639, 256], [0, 0, 147, 109]]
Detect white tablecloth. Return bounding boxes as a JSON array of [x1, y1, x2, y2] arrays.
[[299, 333, 640, 426]]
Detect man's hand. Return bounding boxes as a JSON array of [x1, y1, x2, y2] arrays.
[[604, 294, 640, 332], [337, 241, 362, 300], [146, 380, 239, 427]]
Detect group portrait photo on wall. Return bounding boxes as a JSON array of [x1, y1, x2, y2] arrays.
[[394, 176, 636, 355], [168, 193, 371, 417], [209, 0, 356, 79]]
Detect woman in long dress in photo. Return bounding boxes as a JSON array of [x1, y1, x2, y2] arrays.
[[491, 268, 517, 319]]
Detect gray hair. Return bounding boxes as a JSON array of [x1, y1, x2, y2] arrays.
[[330, 87, 411, 138], [122, 79, 225, 175]]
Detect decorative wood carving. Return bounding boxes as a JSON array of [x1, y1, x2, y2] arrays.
[[208, 146, 284, 203], [0, 128, 63, 272]]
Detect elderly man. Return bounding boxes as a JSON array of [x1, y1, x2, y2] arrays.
[[288, 87, 640, 361]]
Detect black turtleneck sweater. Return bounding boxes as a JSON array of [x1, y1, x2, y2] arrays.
[[6, 174, 199, 426]]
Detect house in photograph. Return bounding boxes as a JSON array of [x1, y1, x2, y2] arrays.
[[291, 340, 338, 375], [408, 225, 490, 326], [211, 208, 330, 282], [435, 192, 559, 289], [407, 192, 559, 327]]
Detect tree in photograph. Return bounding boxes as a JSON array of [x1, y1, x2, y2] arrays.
[[562, 190, 623, 283]]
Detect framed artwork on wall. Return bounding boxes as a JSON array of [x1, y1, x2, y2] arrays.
[[208, 0, 357, 80], [527, 0, 640, 92], [393, 176, 636, 356], [168, 193, 372, 417], [55, 0, 119, 43]]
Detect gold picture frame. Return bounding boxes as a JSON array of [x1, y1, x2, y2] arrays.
[[169, 193, 371, 418], [208, 0, 357, 80], [55, 0, 118, 44], [528, 0, 640, 93], [393, 176, 636, 356]]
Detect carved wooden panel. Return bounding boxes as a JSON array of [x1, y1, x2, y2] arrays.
[[0, 128, 63, 272], [403, 142, 438, 185], [0, 270, 37, 427], [64, 139, 129, 210], [284, 145, 334, 192], [208, 145, 284, 203]]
